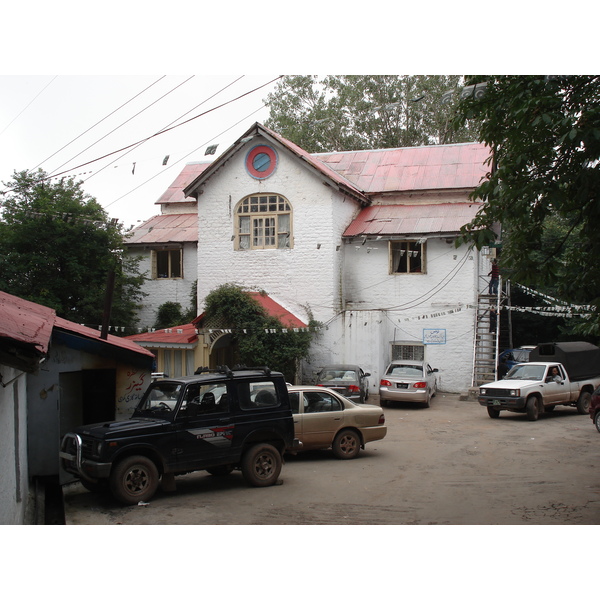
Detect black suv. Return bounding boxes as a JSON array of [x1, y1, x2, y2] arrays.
[[60, 366, 299, 505]]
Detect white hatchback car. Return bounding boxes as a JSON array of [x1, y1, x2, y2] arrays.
[[379, 360, 438, 407]]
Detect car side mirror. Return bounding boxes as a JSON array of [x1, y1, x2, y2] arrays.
[[433, 368, 439, 372], [363, 372, 371, 378]]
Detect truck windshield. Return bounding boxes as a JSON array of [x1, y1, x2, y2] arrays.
[[137, 382, 183, 412], [505, 364, 545, 381]]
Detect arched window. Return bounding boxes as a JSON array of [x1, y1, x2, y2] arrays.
[[235, 194, 293, 250]]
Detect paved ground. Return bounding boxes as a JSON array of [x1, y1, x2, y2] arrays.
[[62, 393, 600, 525]]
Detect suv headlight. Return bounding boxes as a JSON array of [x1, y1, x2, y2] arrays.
[[93, 441, 104, 457], [480, 388, 487, 395], [510, 389, 519, 397]]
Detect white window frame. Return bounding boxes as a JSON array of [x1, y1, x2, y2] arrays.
[[235, 194, 293, 250]]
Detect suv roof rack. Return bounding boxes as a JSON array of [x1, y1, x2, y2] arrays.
[[193, 365, 272, 377]]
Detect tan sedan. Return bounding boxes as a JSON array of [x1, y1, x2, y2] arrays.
[[287, 385, 387, 459]]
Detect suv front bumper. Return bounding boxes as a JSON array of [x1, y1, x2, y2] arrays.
[[60, 433, 112, 481]]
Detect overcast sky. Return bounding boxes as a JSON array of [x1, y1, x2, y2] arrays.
[[0, 75, 281, 228]]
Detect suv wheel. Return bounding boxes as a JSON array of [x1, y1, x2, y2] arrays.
[[241, 444, 282, 487], [110, 455, 159, 505]]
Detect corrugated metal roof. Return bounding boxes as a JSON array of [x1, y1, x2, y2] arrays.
[[182, 123, 370, 206], [343, 202, 483, 237], [54, 317, 155, 358], [316, 143, 491, 193], [0, 291, 54, 355], [125, 323, 199, 346], [247, 292, 307, 328], [125, 213, 197, 245], [156, 162, 211, 205], [0, 290, 154, 360]]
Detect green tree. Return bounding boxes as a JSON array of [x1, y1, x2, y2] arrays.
[[203, 284, 318, 381], [454, 75, 600, 335], [0, 169, 146, 329], [264, 75, 478, 152]]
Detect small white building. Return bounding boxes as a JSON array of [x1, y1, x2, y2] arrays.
[[127, 123, 493, 394]]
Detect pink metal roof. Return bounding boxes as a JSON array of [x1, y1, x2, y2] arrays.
[[0, 290, 153, 360], [247, 292, 307, 328], [125, 213, 197, 245], [156, 162, 211, 205], [125, 323, 199, 346], [316, 143, 491, 193], [54, 317, 155, 358], [343, 202, 483, 237], [0, 291, 54, 354]]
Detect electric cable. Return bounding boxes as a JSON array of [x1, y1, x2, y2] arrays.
[[41, 75, 283, 182], [0, 76, 58, 138], [31, 76, 166, 172], [46, 76, 195, 177], [102, 101, 268, 209], [85, 75, 245, 183]]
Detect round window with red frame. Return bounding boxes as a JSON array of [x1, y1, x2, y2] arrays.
[[245, 145, 278, 179]]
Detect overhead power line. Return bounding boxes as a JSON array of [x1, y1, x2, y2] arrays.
[[85, 75, 245, 183], [46, 76, 195, 177], [41, 75, 283, 182], [31, 76, 167, 173], [0, 76, 58, 138]]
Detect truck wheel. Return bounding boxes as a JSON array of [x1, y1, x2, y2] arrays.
[[332, 429, 361, 459], [526, 397, 540, 421], [595, 412, 600, 433], [110, 455, 159, 505], [487, 406, 501, 419], [241, 444, 282, 487], [576, 391, 591, 415]]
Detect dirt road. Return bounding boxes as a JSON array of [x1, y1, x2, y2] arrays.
[[62, 394, 600, 525]]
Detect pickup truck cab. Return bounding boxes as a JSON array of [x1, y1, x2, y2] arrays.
[[478, 361, 600, 421], [60, 366, 300, 504]]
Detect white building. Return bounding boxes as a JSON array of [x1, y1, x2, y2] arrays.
[[126, 123, 493, 395]]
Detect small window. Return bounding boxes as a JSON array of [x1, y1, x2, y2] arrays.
[[235, 194, 292, 250], [390, 241, 426, 274], [391, 344, 425, 361], [152, 249, 182, 279]]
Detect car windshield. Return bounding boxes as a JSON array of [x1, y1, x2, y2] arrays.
[[137, 382, 183, 412], [505, 364, 545, 381], [387, 364, 423, 377], [318, 369, 357, 383]]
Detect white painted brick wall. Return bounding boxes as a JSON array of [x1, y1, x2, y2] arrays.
[[304, 238, 480, 394], [128, 242, 197, 329], [196, 138, 360, 322]]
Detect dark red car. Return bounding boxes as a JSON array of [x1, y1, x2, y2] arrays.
[[590, 385, 600, 432]]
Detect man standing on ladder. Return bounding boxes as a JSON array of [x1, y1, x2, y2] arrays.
[[488, 259, 500, 295]]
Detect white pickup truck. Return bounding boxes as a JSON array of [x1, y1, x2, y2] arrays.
[[478, 342, 600, 421]]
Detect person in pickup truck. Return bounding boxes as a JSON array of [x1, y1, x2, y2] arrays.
[[549, 367, 563, 383]]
